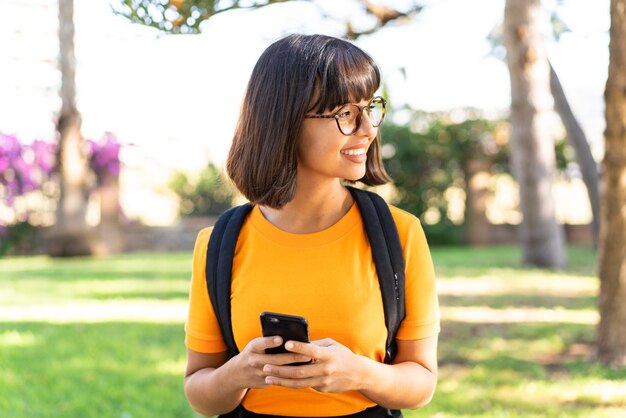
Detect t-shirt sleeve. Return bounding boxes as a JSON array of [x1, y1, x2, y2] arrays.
[[393, 210, 440, 340], [184, 227, 228, 353]]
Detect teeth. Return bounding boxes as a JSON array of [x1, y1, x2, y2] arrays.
[[341, 148, 366, 156]]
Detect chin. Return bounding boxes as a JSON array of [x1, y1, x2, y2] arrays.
[[343, 170, 367, 182]]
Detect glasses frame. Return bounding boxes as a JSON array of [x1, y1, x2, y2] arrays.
[[304, 96, 386, 136]]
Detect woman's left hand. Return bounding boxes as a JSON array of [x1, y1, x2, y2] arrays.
[[262, 338, 367, 393]]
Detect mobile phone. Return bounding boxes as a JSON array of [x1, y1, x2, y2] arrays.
[[260, 312, 311, 364]]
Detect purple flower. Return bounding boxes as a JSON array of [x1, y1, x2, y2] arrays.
[[31, 140, 56, 176], [0, 155, 8, 173], [0, 133, 19, 173], [87, 133, 121, 184], [3, 176, 17, 206], [12, 154, 38, 193], [1, 132, 58, 209]]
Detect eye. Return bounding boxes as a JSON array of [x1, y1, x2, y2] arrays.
[[336, 110, 353, 119]]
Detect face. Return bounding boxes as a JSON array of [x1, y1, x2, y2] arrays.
[[297, 98, 379, 184]]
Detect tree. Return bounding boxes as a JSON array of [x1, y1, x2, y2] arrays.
[[112, 0, 422, 35], [169, 163, 236, 217], [597, 0, 626, 368], [503, 0, 566, 268], [112, 0, 292, 34], [489, 19, 600, 248], [51, 0, 93, 256], [549, 62, 600, 248], [381, 115, 508, 246]]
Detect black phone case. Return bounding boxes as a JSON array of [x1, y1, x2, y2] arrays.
[[260, 312, 311, 364]]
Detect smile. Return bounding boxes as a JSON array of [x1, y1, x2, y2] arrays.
[[340, 148, 367, 156]]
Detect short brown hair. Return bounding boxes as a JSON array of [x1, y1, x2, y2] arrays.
[[226, 34, 391, 209]]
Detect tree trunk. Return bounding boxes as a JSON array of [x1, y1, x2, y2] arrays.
[[464, 158, 491, 246], [50, 0, 93, 257], [597, 0, 626, 368], [549, 61, 600, 248], [96, 174, 126, 255], [503, 0, 566, 268]]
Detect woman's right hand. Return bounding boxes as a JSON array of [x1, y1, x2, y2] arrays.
[[230, 336, 313, 390]]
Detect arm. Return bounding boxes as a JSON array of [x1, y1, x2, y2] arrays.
[[184, 337, 313, 417], [184, 349, 243, 417], [360, 336, 438, 409], [262, 335, 437, 410]]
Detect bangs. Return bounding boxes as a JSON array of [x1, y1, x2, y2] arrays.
[[310, 42, 381, 113]]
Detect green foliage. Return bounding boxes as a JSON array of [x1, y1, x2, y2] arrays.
[[2, 247, 623, 417], [112, 0, 289, 34], [422, 222, 465, 246], [381, 114, 508, 244], [555, 137, 572, 171], [381, 111, 576, 246], [169, 163, 235, 217], [0, 222, 35, 257]]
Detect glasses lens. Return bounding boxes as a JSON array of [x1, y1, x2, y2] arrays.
[[336, 104, 360, 135], [369, 98, 385, 127]]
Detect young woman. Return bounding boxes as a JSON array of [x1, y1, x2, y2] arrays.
[[184, 34, 439, 418]]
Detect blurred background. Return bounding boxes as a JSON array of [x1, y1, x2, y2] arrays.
[[1, 0, 626, 417], [0, 0, 607, 246]]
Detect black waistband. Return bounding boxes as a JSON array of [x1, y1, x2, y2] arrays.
[[238, 405, 400, 418]]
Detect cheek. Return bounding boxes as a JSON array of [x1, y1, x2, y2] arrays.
[[298, 124, 338, 162], [296, 131, 315, 163]]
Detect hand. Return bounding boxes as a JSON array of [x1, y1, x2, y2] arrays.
[[230, 336, 313, 390], [262, 338, 366, 393]]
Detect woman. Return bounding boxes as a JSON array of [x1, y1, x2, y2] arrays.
[[184, 33, 439, 418]]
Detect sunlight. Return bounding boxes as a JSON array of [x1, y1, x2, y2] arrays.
[[0, 330, 39, 347], [437, 276, 597, 297], [69, 279, 188, 295], [557, 380, 626, 406], [441, 306, 598, 324], [156, 358, 187, 376], [0, 301, 187, 323]]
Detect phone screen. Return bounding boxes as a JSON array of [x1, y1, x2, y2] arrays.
[[260, 312, 311, 364]]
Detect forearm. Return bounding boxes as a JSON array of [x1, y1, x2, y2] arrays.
[[185, 358, 247, 417], [357, 357, 437, 410]]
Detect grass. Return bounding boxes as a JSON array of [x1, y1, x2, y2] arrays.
[[1, 246, 625, 417], [0, 254, 195, 418]]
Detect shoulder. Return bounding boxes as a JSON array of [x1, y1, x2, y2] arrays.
[[388, 204, 422, 231], [385, 204, 428, 250], [195, 226, 214, 246], [192, 226, 214, 261]]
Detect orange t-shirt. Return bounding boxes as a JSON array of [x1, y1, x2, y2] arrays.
[[185, 202, 439, 416]]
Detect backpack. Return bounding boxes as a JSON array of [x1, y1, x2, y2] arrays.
[[205, 186, 405, 418]]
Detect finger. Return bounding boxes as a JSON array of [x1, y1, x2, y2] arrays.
[[249, 336, 283, 353], [263, 353, 312, 366], [284, 341, 320, 359], [263, 363, 320, 379], [265, 375, 322, 389]]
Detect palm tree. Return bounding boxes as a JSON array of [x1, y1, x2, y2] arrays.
[[50, 0, 93, 256], [503, 0, 566, 267], [597, 0, 626, 368]]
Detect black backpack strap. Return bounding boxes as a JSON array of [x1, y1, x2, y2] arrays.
[[347, 186, 406, 364], [206, 203, 254, 359]]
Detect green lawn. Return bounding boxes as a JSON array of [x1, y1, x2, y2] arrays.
[[1, 247, 624, 418]]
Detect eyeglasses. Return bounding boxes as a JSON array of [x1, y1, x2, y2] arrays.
[[304, 96, 386, 136]]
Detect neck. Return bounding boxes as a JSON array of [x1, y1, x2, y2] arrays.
[[259, 179, 353, 234]]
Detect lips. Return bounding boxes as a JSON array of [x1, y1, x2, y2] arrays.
[[340, 146, 368, 163]]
